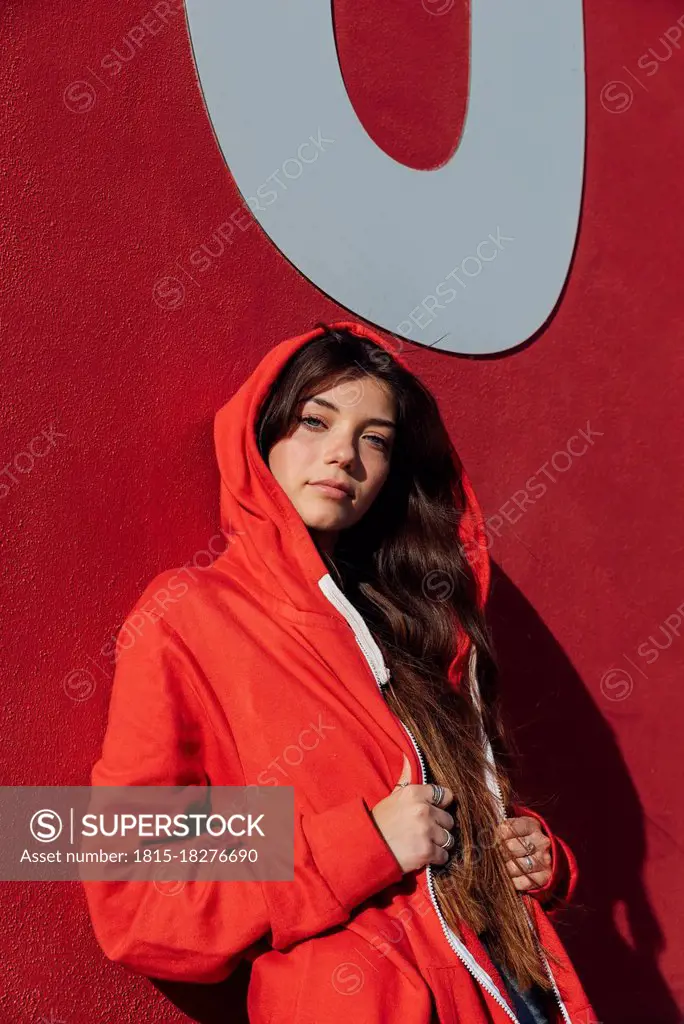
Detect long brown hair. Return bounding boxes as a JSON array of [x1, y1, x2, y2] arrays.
[[256, 323, 559, 991]]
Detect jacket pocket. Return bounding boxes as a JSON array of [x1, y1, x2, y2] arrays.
[[248, 922, 434, 1024], [421, 963, 491, 1024]]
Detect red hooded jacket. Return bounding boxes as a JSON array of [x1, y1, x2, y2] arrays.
[[83, 320, 596, 1023]]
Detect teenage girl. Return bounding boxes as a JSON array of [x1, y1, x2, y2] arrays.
[[84, 320, 596, 1023]]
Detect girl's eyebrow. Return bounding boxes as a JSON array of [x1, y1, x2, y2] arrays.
[[302, 394, 396, 430]]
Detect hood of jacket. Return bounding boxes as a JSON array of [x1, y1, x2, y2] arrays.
[[213, 318, 491, 682]]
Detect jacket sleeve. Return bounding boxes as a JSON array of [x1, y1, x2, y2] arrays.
[[511, 802, 578, 910], [82, 614, 404, 984]]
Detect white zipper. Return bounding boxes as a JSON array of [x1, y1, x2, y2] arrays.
[[319, 575, 520, 1020], [318, 572, 573, 1024], [318, 573, 391, 688], [398, 714, 522, 1023]]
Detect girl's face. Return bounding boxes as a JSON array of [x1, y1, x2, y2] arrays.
[[267, 376, 397, 556]]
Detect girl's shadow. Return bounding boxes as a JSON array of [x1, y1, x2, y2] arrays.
[[490, 566, 680, 1023], [153, 960, 251, 1023], [151, 565, 679, 1023]]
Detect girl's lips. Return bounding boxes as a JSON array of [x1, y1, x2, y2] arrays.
[[308, 482, 352, 499]]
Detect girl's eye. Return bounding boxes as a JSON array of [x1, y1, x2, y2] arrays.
[[297, 415, 389, 451], [299, 414, 326, 429]]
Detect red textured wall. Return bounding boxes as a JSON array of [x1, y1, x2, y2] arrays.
[[2, 0, 683, 1020]]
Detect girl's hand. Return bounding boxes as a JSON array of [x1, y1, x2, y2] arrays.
[[371, 754, 456, 873], [496, 815, 553, 891]]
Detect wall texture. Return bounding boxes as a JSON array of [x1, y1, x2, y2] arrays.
[[2, 0, 683, 1021]]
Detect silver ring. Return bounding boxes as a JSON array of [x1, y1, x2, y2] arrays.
[[430, 783, 445, 805], [438, 827, 455, 850], [524, 854, 534, 872], [397, 781, 410, 788]]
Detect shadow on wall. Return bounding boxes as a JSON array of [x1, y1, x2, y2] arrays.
[[143, 566, 676, 1024], [153, 959, 251, 1024], [489, 567, 680, 1024]]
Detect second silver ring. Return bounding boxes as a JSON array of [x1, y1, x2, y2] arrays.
[[438, 827, 455, 850]]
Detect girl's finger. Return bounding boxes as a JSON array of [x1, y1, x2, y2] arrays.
[[504, 835, 535, 858], [503, 834, 551, 860], [500, 816, 537, 839], [504, 850, 552, 878], [512, 873, 549, 891]]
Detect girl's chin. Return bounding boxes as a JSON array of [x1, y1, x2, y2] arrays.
[[304, 516, 346, 532], [297, 495, 358, 531], [301, 507, 351, 531]]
